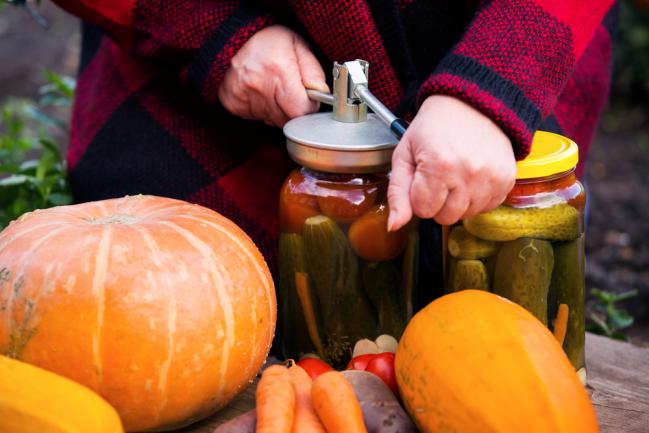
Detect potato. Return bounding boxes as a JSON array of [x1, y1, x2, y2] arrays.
[[342, 370, 417, 433]]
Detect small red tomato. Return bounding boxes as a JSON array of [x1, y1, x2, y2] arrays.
[[346, 353, 376, 371], [296, 358, 333, 380], [365, 352, 398, 395]]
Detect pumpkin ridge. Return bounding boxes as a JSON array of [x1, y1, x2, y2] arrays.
[[91, 224, 112, 386], [176, 214, 274, 379], [132, 225, 177, 423], [2, 225, 69, 359], [159, 221, 235, 398]]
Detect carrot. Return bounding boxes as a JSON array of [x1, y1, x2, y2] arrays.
[[288, 364, 327, 433], [256, 365, 296, 433], [553, 303, 570, 346], [295, 272, 325, 358], [311, 371, 368, 433]]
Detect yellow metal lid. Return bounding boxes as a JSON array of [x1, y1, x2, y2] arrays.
[[516, 131, 579, 179]]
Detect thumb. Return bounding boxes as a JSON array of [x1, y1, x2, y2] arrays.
[[387, 138, 415, 232], [294, 37, 329, 93]]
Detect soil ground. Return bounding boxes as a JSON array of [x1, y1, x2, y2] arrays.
[[2, 2, 649, 344]]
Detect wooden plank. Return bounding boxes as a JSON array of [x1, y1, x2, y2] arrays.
[[586, 333, 649, 433], [183, 333, 649, 433]]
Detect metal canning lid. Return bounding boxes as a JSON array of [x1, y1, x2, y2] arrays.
[[517, 131, 579, 179], [284, 112, 398, 173]]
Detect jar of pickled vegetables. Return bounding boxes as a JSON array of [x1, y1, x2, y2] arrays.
[[444, 131, 586, 378], [279, 61, 419, 366]]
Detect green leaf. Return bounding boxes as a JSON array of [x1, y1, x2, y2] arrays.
[[587, 312, 610, 336], [591, 288, 616, 304], [609, 309, 634, 330], [613, 289, 639, 302], [0, 164, 21, 174], [0, 175, 29, 187], [47, 193, 72, 206], [18, 159, 39, 172], [38, 138, 62, 158], [36, 152, 55, 180]]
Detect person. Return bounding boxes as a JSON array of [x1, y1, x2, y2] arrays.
[[51, 0, 617, 277]]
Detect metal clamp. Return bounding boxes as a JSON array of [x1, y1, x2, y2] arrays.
[[306, 60, 409, 138]]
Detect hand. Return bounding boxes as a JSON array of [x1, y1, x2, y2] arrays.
[[218, 25, 328, 127], [387, 95, 517, 230]]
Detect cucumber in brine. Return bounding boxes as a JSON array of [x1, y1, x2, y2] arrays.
[[303, 215, 377, 364], [362, 261, 407, 339], [493, 238, 554, 325], [549, 237, 585, 369], [448, 259, 490, 293]]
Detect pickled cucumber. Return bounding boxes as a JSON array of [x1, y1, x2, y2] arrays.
[[448, 225, 498, 259], [279, 233, 317, 355], [483, 254, 498, 290], [549, 237, 585, 369], [493, 238, 554, 325], [448, 259, 490, 293], [363, 262, 407, 338], [464, 204, 580, 242], [303, 215, 377, 364]]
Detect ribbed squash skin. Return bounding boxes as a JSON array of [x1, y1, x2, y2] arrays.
[[0, 355, 123, 433], [395, 290, 598, 433], [0, 196, 276, 432]]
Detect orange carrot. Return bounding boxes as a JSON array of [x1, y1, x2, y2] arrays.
[[288, 364, 327, 433], [295, 272, 325, 358], [553, 303, 570, 346], [256, 365, 295, 433], [311, 371, 368, 433]]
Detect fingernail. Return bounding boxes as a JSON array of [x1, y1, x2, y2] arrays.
[[306, 81, 329, 93], [387, 211, 397, 232]]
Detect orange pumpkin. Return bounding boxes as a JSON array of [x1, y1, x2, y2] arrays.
[[0, 195, 276, 432], [396, 290, 598, 433]]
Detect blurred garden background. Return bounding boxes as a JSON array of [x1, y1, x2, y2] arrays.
[[1, 1, 648, 344]]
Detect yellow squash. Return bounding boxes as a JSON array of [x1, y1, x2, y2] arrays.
[[0, 355, 123, 433], [395, 290, 598, 433]]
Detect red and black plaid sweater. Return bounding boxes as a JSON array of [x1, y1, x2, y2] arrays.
[[53, 0, 617, 275]]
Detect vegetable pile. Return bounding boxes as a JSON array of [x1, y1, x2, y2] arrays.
[[214, 362, 416, 433]]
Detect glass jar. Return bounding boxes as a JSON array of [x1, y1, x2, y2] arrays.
[[279, 168, 419, 367], [443, 131, 586, 379]]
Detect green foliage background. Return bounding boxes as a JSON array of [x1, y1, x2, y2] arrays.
[[0, 72, 74, 229]]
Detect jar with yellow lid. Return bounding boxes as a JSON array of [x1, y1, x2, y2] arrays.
[[443, 131, 586, 379]]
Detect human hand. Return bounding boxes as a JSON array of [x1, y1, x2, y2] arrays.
[[218, 25, 328, 127], [387, 95, 517, 230]]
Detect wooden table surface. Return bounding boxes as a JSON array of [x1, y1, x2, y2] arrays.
[[179, 333, 649, 433]]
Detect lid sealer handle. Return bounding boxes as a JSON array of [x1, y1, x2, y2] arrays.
[[306, 59, 409, 138]]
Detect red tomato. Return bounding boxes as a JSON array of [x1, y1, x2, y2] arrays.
[[296, 358, 333, 380], [365, 352, 398, 395], [346, 354, 376, 371]]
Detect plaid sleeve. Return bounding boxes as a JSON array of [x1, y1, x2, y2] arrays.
[[417, 0, 617, 160], [51, 0, 274, 104]]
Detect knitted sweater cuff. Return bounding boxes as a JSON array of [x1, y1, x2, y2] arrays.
[[418, 53, 540, 160], [186, 4, 275, 105]]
